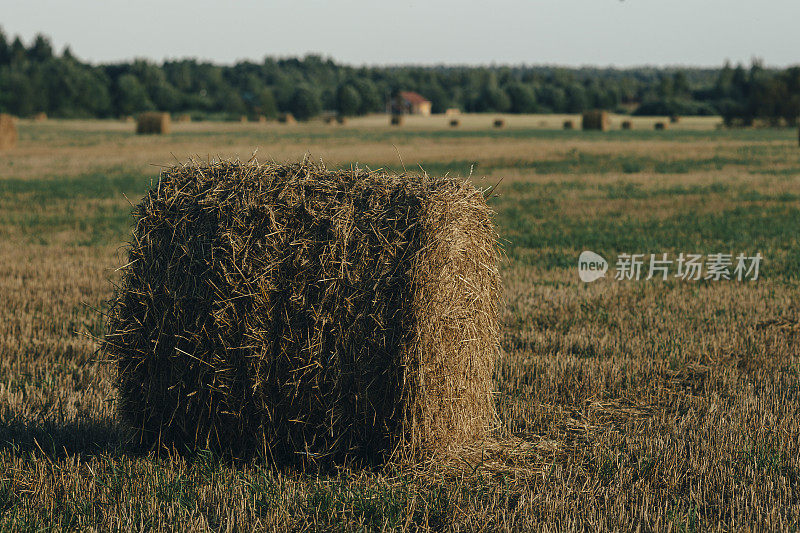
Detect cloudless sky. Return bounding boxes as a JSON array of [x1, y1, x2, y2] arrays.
[[1, 0, 797, 67]]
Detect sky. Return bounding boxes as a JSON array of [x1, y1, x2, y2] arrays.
[[1, 0, 798, 68]]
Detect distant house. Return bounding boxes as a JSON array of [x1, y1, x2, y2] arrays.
[[392, 91, 432, 116]]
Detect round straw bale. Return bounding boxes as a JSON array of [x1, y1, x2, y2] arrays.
[[136, 112, 171, 134], [0, 114, 17, 150], [104, 160, 501, 467]]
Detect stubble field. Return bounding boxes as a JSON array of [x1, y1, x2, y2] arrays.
[[0, 115, 798, 531]]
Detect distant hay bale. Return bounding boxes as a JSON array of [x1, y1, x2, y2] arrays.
[[563, 120, 574, 130], [239, 115, 248, 123], [445, 108, 460, 117], [176, 114, 192, 123], [33, 112, 47, 122], [136, 112, 171, 135], [278, 113, 296, 124], [0, 114, 17, 150], [449, 119, 460, 127], [104, 159, 501, 467], [493, 119, 505, 128], [654, 122, 668, 131], [258, 115, 268, 124], [390, 114, 404, 126], [621, 120, 633, 130], [670, 115, 680, 124], [582, 110, 609, 131]]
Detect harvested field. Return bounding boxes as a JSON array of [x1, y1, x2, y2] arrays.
[[0, 115, 798, 530]]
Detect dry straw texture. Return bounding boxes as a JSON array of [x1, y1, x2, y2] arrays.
[[104, 159, 501, 468], [136, 112, 171, 134], [0, 114, 17, 150], [582, 110, 609, 131]]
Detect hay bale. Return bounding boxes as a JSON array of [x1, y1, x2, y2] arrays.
[[621, 120, 633, 130], [239, 115, 248, 123], [0, 114, 17, 150], [104, 160, 501, 466], [33, 112, 47, 122], [449, 119, 460, 127], [136, 112, 171, 135], [582, 110, 609, 131], [493, 119, 505, 128], [563, 120, 574, 130], [258, 115, 268, 124], [654, 122, 667, 131], [445, 108, 460, 117], [390, 114, 404, 126], [278, 113, 296, 124]]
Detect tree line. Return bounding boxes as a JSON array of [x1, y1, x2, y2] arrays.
[[0, 31, 798, 125]]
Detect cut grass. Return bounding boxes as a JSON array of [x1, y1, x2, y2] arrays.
[[0, 119, 798, 530]]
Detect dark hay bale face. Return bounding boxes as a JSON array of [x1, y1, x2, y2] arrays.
[[104, 160, 501, 467], [582, 110, 609, 131], [563, 120, 574, 130], [655, 122, 667, 130], [136, 112, 171, 134], [493, 119, 504, 128], [621, 120, 633, 130]]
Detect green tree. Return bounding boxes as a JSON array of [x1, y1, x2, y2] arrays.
[[28, 34, 53, 63], [115, 74, 154, 115], [335, 84, 361, 116], [0, 28, 9, 65], [256, 87, 278, 118], [506, 83, 537, 113], [289, 85, 321, 120]]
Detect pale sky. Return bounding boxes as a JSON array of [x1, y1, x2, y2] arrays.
[[1, 0, 798, 67]]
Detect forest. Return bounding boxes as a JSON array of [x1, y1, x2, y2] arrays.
[[1, 31, 798, 125]]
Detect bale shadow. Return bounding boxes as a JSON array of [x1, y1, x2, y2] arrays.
[[0, 417, 130, 459]]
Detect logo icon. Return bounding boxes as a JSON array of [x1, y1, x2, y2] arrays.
[[578, 250, 608, 282]]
